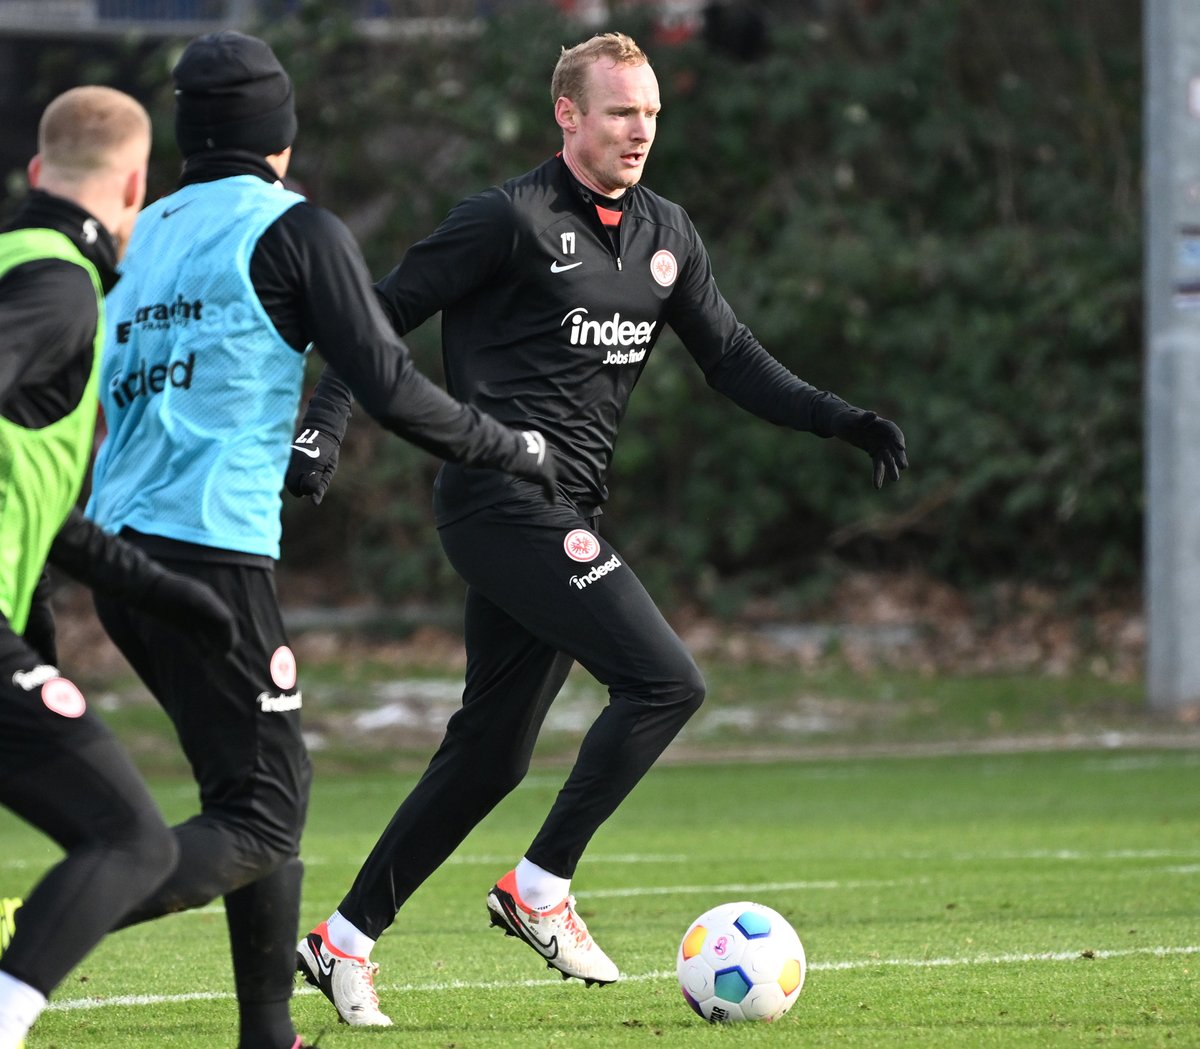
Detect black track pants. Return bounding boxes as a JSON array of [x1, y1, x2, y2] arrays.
[[0, 644, 176, 997], [340, 495, 705, 938], [93, 558, 311, 1018]]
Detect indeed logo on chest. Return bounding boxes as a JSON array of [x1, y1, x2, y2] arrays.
[[108, 354, 196, 409], [561, 307, 655, 364]]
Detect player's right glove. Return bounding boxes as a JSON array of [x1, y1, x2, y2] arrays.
[[830, 409, 908, 489], [286, 427, 341, 506], [502, 429, 559, 503]]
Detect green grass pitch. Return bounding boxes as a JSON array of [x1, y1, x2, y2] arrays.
[[3, 749, 1197, 1047]]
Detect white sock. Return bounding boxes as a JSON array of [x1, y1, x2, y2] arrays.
[[0, 970, 46, 1048], [325, 910, 376, 960], [515, 857, 571, 911]]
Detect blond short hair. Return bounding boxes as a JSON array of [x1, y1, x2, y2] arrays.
[[38, 85, 150, 180], [551, 32, 649, 112]]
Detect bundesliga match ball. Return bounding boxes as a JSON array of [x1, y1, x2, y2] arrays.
[[676, 901, 806, 1023]]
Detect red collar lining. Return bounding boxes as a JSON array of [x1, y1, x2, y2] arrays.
[[596, 205, 622, 227]]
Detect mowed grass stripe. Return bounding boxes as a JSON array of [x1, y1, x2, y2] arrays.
[[10, 749, 1199, 1047], [47, 944, 1200, 1011]]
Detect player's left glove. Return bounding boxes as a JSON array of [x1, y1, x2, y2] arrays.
[[47, 508, 239, 657], [22, 570, 58, 665], [136, 572, 239, 658], [285, 427, 341, 506], [831, 410, 908, 489], [499, 428, 559, 504]]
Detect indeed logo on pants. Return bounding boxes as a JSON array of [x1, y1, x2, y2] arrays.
[[569, 555, 622, 590]]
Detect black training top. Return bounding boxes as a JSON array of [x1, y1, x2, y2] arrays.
[[124, 151, 530, 566], [181, 152, 522, 466], [0, 190, 117, 429], [0, 192, 180, 658], [302, 154, 857, 523]]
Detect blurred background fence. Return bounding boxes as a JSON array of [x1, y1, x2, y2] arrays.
[[0, 0, 1143, 621]]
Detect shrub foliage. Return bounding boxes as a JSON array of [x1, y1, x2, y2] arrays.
[[10, 1, 1144, 607]]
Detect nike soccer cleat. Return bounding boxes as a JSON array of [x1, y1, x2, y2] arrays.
[[486, 869, 619, 986], [295, 922, 392, 1027]]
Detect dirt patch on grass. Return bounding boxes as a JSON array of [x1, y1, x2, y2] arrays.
[[47, 569, 1195, 764], [49, 568, 1148, 683]]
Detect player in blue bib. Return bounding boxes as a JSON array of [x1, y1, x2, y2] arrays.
[[86, 31, 556, 1049]]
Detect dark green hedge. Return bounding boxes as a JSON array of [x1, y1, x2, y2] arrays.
[[7, 1, 1143, 608], [276, 1, 1142, 607]]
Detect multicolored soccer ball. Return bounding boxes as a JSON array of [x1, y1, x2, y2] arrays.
[[676, 901, 806, 1022]]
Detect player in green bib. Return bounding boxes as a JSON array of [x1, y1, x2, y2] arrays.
[[0, 87, 244, 1049]]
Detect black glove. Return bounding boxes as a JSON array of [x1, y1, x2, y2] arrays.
[[23, 569, 58, 666], [139, 572, 239, 658], [48, 508, 238, 658], [285, 427, 341, 506], [833, 410, 908, 489], [503, 429, 558, 503]]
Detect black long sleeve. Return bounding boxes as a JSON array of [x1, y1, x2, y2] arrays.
[[663, 221, 857, 438], [0, 261, 95, 422], [0, 190, 117, 428], [248, 197, 524, 467], [49, 506, 177, 601], [290, 153, 875, 516]]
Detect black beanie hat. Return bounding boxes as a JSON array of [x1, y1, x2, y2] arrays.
[[173, 31, 297, 157]]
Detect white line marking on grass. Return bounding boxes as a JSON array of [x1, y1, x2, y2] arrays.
[[443, 854, 689, 866], [895, 849, 1200, 863], [585, 878, 924, 898], [807, 945, 1200, 972], [47, 945, 1200, 1012], [995, 849, 1200, 861], [1081, 753, 1200, 772], [297, 852, 688, 868], [51, 991, 234, 1011]]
